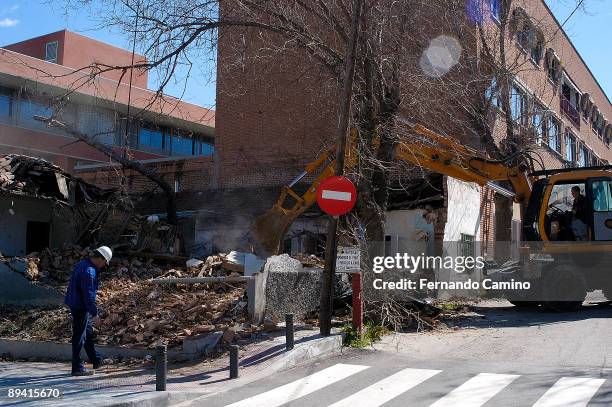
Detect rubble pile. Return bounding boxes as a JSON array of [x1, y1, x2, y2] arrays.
[[0, 246, 253, 348], [24, 245, 94, 283], [0, 156, 21, 189], [95, 283, 247, 348], [292, 253, 325, 268], [0, 283, 248, 348], [23, 246, 247, 287], [2, 243, 330, 349], [0, 154, 108, 202]]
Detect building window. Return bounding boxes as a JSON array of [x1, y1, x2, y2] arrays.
[[532, 103, 545, 144], [45, 41, 58, 64], [139, 126, 165, 153], [590, 109, 601, 134], [586, 149, 594, 166], [460, 233, 475, 259], [595, 117, 605, 138], [546, 116, 561, 154], [19, 98, 53, 126], [578, 144, 588, 167], [172, 133, 194, 156], [560, 81, 581, 129], [565, 130, 576, 162], [516, 23, 530, 50], [531, 41, 543, 65], [174, 178, 181, 193], [76, 108, 115, 145], [489, 0, 501, 22], [0, 89, 12, 118], [547, 58, 560, 82], [485, 78, 502, 109], [592, 155, 602, 167], [511, 85, 527, 124], [516, 19, 543, 65], [115, 119, 139, 148], [194, 139, 215, 156]]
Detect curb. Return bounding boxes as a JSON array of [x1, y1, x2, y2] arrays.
[[0, 339, 197, 362], [89, 391, 207, 407], [259, 333, 343, 374], [0, 334, 344, 407], [170, 333, 345, 407], [97, 334, 343, 407]]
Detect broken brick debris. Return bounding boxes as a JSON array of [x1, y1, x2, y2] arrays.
[[0, 154, 110, 204], [0, 246, 253, 349], [292, 253, 325, 268], [1, 245, 327, 350]]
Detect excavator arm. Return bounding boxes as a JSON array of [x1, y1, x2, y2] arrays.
[[395, 123, 532, 204], [250, 123, 532, 255], [249, 147, 338, 255]]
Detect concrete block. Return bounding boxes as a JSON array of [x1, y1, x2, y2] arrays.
[[248, 272, 266, 324], [182, 332, 223, 355], [265, 265, 323, 320], [244, 254, 265, 276], [265, 254, 303, 273], [248, 254, 303, 324], [0, 261, 64, 306]]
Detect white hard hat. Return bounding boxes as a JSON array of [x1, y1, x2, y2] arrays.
[[95, 246, 113, 264]]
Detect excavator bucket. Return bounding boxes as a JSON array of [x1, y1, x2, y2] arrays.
[[249, 206, 296, 257]]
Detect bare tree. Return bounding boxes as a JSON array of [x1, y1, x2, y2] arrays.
[[45, 0, 594, 322], [34, 114, 180, 225]]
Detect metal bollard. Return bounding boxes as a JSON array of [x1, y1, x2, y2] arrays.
[[285, 313, 294, 350], [155, 344, 167, 391], [229, 345, 239, 379]]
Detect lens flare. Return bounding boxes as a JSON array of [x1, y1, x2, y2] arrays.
[[419, 35, 462, 78]]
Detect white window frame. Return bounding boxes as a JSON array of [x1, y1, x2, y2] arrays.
[[489, 0, 501, 23], [565, 130, 577, 162], [45, 41, 59, 64]]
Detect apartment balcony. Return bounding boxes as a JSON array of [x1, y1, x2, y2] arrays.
[[560, 95, 580, 130]]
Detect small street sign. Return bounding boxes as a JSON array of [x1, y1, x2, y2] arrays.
[[316, 176, 357, 216], [336, 246, 360, 273]]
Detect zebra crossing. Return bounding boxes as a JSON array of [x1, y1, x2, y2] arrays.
[[222, 363, 608, 407]]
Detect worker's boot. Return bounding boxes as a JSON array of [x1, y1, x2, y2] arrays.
[[71, 368, 95, 376], [93, 358, 114, 370]]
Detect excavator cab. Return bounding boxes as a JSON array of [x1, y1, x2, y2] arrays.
[[515, 168, 612, 311], [526, 169, 612, 243]]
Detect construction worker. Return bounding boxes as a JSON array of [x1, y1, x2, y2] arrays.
[[64, 246, 113, 376], [571, 186, 588, 241]]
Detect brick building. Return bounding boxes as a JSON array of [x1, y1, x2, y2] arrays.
[[211, 0, 611, 256], [0, 30, 215, 175], [478, 1, 611, 254], [7, 3, 609, 258]]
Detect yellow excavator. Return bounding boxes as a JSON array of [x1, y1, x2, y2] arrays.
[[251, 122, 612, 311]]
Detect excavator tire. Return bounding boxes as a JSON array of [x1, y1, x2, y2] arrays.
[[541, 264, 586, 312]]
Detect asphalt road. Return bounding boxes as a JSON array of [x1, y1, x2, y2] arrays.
[[193, 301, 612, 407]]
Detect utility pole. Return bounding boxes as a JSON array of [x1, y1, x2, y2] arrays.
[[320, 0, 363, 336]]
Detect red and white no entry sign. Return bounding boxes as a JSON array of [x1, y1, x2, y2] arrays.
[[316, 176, 357, 216]]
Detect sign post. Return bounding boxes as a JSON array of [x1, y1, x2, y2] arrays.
[[318, 0, 363, 338], [317, 176, 357, 336], [336, 246, 362, 332]]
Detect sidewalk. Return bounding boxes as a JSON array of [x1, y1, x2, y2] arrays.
[[0, 327, 343, 406]]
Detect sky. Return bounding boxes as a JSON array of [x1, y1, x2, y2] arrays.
[[0, 0, 610, 108]]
